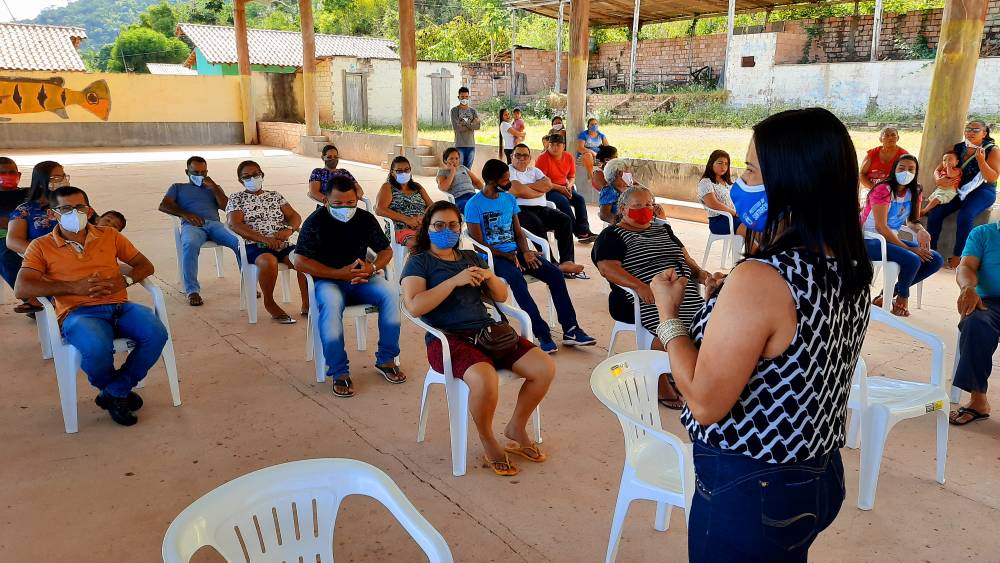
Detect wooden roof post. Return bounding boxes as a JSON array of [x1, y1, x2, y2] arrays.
[[234, 0, 257, 144], [399, 0, 418, 148], [719, 0, 735, 88], [555, 0, 565, 93], [511, 9, 518, 96], [871, 0, 884, 61], [300, 0, 320, 137], [918, 0, 989, 208], [567, 0, 591, 199], [628, 0, 641, 93]]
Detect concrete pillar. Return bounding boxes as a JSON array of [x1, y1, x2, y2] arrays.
[[719, 0, 736, 88], [555, 0, 565, 93], [299, 0, 320, 137], [628, 0, 641, 93], [234, 0, 257, 144], [567, 0, 591, 200], [918, 0, 989, 257], [399, 0, 418, 149]]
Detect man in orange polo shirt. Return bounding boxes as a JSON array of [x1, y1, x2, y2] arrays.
[[15, 186, 166, 426], [534, 134, 597, 243]]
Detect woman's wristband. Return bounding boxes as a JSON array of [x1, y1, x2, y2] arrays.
[[656, 318, 689, 346]]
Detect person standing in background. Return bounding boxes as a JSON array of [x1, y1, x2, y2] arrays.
[[451, 87, 480, 169]]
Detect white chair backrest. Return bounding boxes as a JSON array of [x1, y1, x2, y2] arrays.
[[162, 458, 453, 563], [591, 350, 672, 452], [869, 307, 946, 389]]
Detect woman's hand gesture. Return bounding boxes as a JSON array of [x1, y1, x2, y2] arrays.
[[650, 268, 688, 318], [451, 267, 486, 288]]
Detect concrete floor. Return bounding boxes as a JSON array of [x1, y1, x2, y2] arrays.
[[1, 145, 997, 563]]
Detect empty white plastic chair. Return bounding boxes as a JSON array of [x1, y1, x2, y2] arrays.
[[846, 307, 948, 511], [606, 284, 655, 357], [172, 217, 228, 285], [37, 278, 181, 433], [863, 230, 924, 312], [232, 231, 292, 324], [590, 350, 693, 563], [161, 458, 454, 563], [404, 302, 542, 477], [700, 212, 742, 269]]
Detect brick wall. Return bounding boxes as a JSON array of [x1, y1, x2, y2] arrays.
[[461, 50, 567, 98], [316, 59, 333, 123], [258, 121, 305, 150], [461, 62, 510, 100], [592, 35, 727, 88]]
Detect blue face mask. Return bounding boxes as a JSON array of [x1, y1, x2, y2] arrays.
[[189, 174, 205, 187], [429, 228, 460, 249], [730, 177, 769, 232], [589, 124, 599, 133], [394, 172, 411, 184]]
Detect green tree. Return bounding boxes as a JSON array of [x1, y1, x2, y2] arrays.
[[107, 26, 190, 72], [177, 0, 231, 25], [139, 1, 179, 36]]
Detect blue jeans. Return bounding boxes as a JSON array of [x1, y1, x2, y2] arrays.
[[928, 184, 997, 256], [62, 303, 168, 398], [954, 297, 1000, 393], [492, 251, 578, 341], [178, 219, 241, 295], [454, 192, 474, 214], [865, 238, 943, 298], [689, 442, 845, 563], [456, 147, 475, 170], [314, 276, 400, 377], [0, 241, 21, 289], [546, 189, 592, 236]]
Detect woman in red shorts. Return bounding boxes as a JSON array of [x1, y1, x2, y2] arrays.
[[401, 200, 556, 477]]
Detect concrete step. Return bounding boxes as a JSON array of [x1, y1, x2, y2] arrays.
[[418, 154, 438, 168], [395, 144, 432, 157], [295, 135, 329, 156]]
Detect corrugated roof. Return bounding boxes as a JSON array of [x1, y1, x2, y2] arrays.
[[507, 0, 818, 26], [0, 22, 87, 71], [176, 23, 398, 68], [146, 62, 198, 75]]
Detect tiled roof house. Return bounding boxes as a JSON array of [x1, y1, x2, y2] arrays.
[[0, 22, 88, 72]]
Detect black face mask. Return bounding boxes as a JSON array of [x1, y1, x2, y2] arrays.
[[497, 182, 511, 192], [324, 157, 338, 169]]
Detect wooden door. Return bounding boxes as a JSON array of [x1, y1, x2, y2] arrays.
[[345, 72, 366, 124]]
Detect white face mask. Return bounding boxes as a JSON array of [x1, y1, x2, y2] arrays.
[[622, 172, 634, 186], [895, 170, 915, 185], [59, 209, 87, 234], [328, 205, 357, 223], [243, 176, 263, 192], [552, 123, 564, 131], [459, 98, 469, 106]]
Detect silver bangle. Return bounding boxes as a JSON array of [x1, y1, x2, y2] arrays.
[[656, 318, 689, 346]]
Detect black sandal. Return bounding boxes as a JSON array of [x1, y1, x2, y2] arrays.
[[949, 406, 990, 426], [332, 376, 354, 398], [375, 364, 406, 384]]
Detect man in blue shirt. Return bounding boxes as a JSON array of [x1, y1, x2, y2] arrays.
[[950, 220, 1000, 425], [159, 156, 240, 306], [465, 158, 595, 354]]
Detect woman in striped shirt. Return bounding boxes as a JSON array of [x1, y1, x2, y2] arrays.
[[592, 186, 725, 408]]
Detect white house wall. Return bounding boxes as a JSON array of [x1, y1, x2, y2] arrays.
[[325, 57, 462, 125], [726, 32, 1000, 115]]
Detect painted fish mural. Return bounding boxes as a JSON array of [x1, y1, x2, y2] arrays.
[[0, 77, 111, 121]]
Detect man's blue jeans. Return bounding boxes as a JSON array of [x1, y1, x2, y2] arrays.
[[62, 303, 168, 398], [864, 238, 943, 299], [954, 297, 1000, 393], [178, 219, 240, 295], [546, 189, 592, 236], [688, 441, 845, 563], [491, 252, 579, 342], [315, 276, 400, 377], [928, 184, 997, 256], [456, 147, 475, 170]]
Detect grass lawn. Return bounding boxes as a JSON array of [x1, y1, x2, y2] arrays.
[[329, 118, 925, 168]]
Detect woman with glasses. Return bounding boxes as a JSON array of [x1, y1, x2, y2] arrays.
[[225, 160, 308, 323], [376, 156, 433, 249], [927, 119, 999, 268], [6, 160, 68, 314], [592, 185, 721, 409], [401, 200, 555, 477]]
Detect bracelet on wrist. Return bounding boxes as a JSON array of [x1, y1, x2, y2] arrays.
[[656, 318, 689, 346]]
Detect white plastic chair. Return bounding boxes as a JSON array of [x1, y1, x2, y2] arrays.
[[0, 274, 8, 305], [161, 458, 454, 563], [590, 350, 693, 563], [700, 212, 742, 269], [232, 231, 293, 324], [37, 278, 181, 433], [172, 217, 228, 285], [376, 214, 408, 288], [606, 284, 656, 357], [464, 232, 556, 329], [404, 302, 542, 477], [845, 307, 948, 511], [863, 230, 924, 312]]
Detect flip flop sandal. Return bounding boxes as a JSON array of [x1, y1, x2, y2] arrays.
[[375, 364, 406, 384], [949, 406, 990, 426], [505, 442, 547, 463], [658, 398, 684, 410], [188, 294, 204, 307], [332, 376, 354, 398], [483, 455, 520, 476], [562, 271, 590, 280], [872, 293, 884, 308], [271, 314, 297, 324], [13, 302, 42, 314]]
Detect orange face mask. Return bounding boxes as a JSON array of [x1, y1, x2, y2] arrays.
[[0, 173, 20, 190]]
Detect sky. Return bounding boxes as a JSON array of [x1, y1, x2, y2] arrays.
[[0, 0, 70, 22]]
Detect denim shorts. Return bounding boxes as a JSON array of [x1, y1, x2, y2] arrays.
[[708, 213, 738, 235]]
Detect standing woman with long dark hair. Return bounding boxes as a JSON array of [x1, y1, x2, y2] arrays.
[[649, 108, 873, 562], [860, 154, 943, 316]]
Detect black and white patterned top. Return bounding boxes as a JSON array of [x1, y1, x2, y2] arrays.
[[388, 185, 427, 231], [592, 223, 704, 332], [225, 190, 290, 237], [681, 250, 871, 463]]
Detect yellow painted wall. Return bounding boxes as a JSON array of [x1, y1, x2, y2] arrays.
[[0, 71, 243, 123]]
